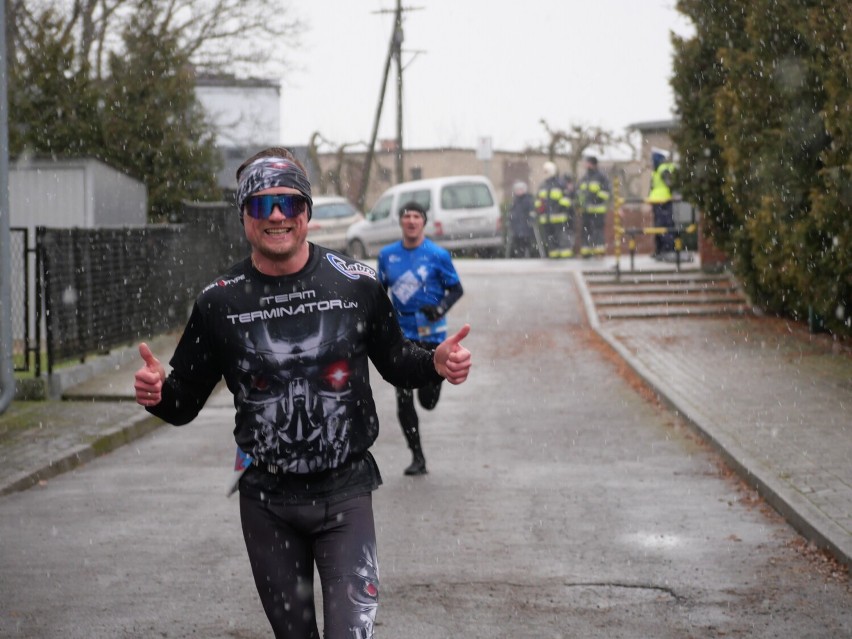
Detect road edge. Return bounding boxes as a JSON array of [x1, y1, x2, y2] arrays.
[[0, 413, 165, 498]]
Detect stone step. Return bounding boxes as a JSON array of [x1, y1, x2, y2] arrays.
[[587, 281, 740, 295], [592, 292, 746, 307], [585, 273, 731, 284], [598, 303, 752, 320], [583, 270, 717, 284], [581, 270, 750, 322]]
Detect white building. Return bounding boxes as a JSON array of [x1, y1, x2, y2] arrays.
[[194, 74, 282, 191]]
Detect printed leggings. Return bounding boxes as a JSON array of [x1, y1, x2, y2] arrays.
[[240, 492, 379, 638]]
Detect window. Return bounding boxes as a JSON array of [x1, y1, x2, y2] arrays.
[[398, 189, 431, 214], [313, 202, 357, 220], [369, 195, 394, 221], [441, 183, 494, 210]]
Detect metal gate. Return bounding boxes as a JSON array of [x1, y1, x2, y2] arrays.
[[9, 227, 36, 373]]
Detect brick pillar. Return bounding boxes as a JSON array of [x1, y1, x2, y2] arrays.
[[698, 216, 729, 272]]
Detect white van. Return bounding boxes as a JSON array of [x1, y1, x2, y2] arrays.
[[345, 175, 503, 259]]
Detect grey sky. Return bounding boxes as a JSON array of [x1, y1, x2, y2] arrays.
[[281, 1, 694, 154]]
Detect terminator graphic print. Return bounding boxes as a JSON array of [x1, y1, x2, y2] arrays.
[[159, 246, 437, 476], [233, 297, 363, 473]]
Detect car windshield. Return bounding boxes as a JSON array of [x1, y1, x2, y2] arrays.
[[313, 202, 357, 219], [369, 195, 393, 221], [440, 183, 493, 210]]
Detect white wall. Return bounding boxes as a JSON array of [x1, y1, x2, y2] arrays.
[[9, 159, 147, 230], [10, 162, 89, 229], [91, 162, 148, 226], [196, 83, 281, 149]]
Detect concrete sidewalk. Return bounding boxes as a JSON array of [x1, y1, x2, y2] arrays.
[[0, 333, 180, 497], [1, 260, 850, 572], [575, 270, 852, 570]]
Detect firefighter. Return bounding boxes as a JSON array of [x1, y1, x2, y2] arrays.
[[647, 148, 676, 259], [534, 161, 572, 258], [577, 156, 611, 257], [558, 173, 577, 257]]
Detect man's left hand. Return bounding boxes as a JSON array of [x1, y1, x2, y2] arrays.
[[434, 324, 472, 385]]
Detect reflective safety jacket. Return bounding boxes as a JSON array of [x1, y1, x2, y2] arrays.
[[535, 176, 569, 224], [646, 162, 675, 204], [578, 168, 611, 214]]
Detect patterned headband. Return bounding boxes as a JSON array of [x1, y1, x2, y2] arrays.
[[236, 157, 313, 219]]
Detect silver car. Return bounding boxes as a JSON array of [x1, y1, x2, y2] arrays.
[[345, 175, 503, 259], [307, 196, 364, 253]]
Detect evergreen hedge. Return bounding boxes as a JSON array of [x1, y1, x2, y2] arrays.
[[672, 0, 850, 336]]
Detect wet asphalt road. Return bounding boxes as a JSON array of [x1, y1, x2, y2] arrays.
[[1, 259, 849, 638]]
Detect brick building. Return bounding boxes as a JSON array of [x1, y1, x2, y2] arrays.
[[313, 144, 645, 216]]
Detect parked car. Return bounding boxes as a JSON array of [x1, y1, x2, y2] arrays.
[[345, 175, 503, 259], [307, 196, 364, 253]]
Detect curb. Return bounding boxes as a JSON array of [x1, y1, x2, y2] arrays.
[[0, 412, 165, 498], [14, 342, 146, 401], [49, 343, 146, 399], [572, 271, 852, 571]]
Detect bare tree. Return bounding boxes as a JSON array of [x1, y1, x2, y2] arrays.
[[307, 132, 330, 194], [9, 0, 304, 81], [308, 133, 375, 202], [539, 119, 616, 179]]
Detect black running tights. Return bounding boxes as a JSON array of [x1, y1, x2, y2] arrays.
[[240, 492, 379, 638]]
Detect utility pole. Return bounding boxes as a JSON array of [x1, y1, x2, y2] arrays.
[[393, 1, 404, 184], [356, 2, 422, 212], [0, 0, 14, 414]]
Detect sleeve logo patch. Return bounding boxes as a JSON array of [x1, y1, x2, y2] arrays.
[[327, 254, 377, 281], [202, 273, 246, 293]]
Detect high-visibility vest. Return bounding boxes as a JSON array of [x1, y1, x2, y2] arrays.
[[647, 162, 675, 204], [579, 183, 610, 213], [534, 177, 566, 220], [578, 170, 611, 214]]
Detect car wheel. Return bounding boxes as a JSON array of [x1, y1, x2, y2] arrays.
[[347, 239, 367, 260]]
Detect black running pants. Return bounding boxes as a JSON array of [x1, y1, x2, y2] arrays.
[[240, 492, 379, 638]]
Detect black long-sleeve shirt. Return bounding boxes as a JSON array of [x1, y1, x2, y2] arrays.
[[148, 244, 442, 503]]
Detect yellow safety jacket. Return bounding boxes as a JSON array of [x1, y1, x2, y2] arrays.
[[578, 169, 611, 215], [647, 162, 675, 204], [535, 176, 568, 224]]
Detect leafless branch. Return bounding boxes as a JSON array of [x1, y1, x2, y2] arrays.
[[10, 0, 304, 80]]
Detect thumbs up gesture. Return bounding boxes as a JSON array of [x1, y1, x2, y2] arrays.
[[134, 342, 166, 406], [434, 324, 472, 385]]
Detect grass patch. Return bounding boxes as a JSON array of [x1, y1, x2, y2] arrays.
[[13, 351, 93, 379]]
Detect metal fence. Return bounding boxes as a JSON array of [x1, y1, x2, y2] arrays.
[[35, 204, 248, 374]]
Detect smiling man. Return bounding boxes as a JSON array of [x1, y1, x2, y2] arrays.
[[132, 147, 472, 638]]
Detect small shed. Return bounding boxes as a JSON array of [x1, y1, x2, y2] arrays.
[[10, 157, 147, 230], [8, 158, 148, 372]]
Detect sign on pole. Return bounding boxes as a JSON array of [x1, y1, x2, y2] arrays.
[[476, 136, 493, 161]]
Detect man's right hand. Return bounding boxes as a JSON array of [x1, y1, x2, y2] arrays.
[[134, 342, 166, 407]]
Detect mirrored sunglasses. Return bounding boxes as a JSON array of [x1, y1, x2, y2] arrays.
[[244, 194, 309, 220]]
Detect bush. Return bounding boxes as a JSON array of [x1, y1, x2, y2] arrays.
[[672, 0, 850, 335]]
